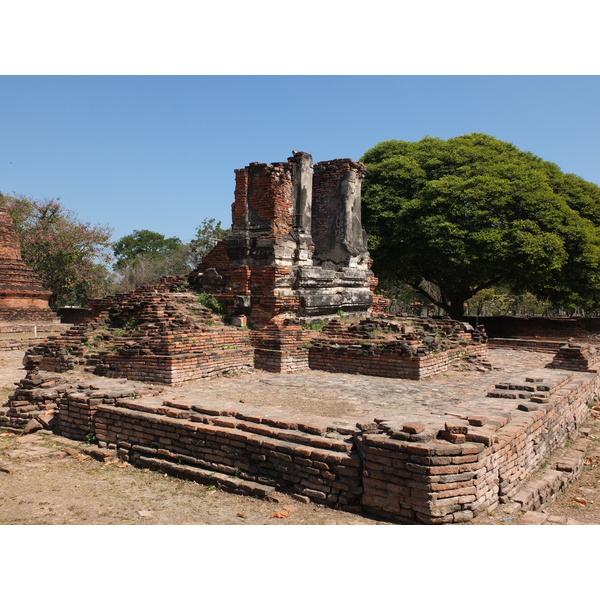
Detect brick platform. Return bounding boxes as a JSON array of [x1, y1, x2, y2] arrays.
[[3, 350, 597, 524]]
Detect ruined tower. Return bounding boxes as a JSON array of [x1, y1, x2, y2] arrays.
[[189, 152, 383, 326], [0, 210, 58, 322]]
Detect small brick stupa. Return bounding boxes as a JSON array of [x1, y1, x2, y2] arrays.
[[0, 210, 58, 322]]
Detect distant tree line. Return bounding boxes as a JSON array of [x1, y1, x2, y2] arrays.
[[1, 190, 228, 308], [109, 219, 229, 293]]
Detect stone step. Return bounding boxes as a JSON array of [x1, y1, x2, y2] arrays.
[[132, 454, 278, 499]]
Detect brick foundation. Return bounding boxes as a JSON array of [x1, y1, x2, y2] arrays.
[[3, 361, 597, 523]]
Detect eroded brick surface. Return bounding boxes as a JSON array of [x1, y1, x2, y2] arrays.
[[0, 211, 58, 323]]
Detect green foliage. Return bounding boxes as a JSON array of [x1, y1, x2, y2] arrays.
[[85, 432, 97, 445], [466, 287, 551, 317], [196, 293, 223, 314], [0, 193, 113, 308], [361, 133, 600, 318], [110, 218, 230, 294], [110, 243, 192, 293], [189, 218, 230, 267], [302, 321, 325, 331], [113, 229, 182, 270]]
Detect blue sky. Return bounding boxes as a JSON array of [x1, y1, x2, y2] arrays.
[[1, 75, 599, 246]]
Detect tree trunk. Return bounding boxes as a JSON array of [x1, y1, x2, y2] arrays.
[[443, 291, 469, 320], [445, 301, 466, 320]]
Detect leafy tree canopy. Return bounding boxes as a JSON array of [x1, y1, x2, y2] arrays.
[[109, 244, 192, 293], [113, 229, 182, 270], [110, 218, 231, 293], [361, 133, 600, 318], [1, 193, 113, 308]]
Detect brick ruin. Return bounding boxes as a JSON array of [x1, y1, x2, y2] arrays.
[[0, 210, 58, 323], [188, 152, 387, 326], [17, 152, 489, 384], [2, 151, 599, 523]]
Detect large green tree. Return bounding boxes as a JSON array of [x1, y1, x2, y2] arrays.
[[1, 193, 113, 308], [361, 133, 600, 319], [113, 229, 183, 270], [110, 218, 231, 293]]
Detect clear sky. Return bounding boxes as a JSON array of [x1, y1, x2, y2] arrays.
[[1, 75, 599, 245]]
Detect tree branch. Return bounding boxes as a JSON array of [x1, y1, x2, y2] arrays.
[[471, 275, 505, 297], [404, 279, 450, 313]]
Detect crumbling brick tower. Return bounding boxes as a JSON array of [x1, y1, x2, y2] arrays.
[[189, 152, 383, 327], [0, 210, 58, 322]]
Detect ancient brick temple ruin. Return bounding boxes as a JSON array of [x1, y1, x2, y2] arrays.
[[188, 152, 388, 326], [2, 152, 599, 524], [16, 152, 488, 382], [0, 210, 58, 323]]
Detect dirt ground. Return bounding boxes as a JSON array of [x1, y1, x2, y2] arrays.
[[1, 348, 600, 526]]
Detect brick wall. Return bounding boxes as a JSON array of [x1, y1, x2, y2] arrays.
[[94, 398, 363, 509], [24, 282, 256, 384], [308, 316, 489, 380], [356, 368, 597, 523]]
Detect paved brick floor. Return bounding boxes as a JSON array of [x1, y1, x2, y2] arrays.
[[157, 349, 556, 423]]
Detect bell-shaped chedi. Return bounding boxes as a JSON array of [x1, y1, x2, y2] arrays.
[[0, 210, 58, 322]]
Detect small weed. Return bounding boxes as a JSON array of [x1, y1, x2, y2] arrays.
[[197, 293, 224, 314], [302, 321, 325, 331], [124, 318, 138, 330], [205, 321, 215, 327], [85, 431, 97, 445], [173, 281, 189, 292]]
